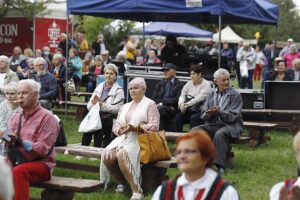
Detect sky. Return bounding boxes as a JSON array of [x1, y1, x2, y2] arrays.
[[293, 0, 300, 9]]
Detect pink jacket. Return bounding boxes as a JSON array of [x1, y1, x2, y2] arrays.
[[9, 106, 59, 170]]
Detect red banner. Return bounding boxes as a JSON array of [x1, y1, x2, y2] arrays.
[[0, 17, 33, 56], [34, 17, 72, 53]]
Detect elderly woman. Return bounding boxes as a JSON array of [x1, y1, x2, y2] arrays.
[[100, 77, 160, 200], [81, 64, 125, 148], [152, 130, 239, 200], [51, 54, 66, 101], [68, 47, 83, 90], [270, 131, 300, 200], [175, 64, 211, 131], [0, 82, 20, 155]]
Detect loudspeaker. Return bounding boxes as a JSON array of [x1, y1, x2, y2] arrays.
[[237, 89, 265, 121]]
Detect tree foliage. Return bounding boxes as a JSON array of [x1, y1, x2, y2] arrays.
[[80, 16, 135, 56], [0, 0, 46, 20]]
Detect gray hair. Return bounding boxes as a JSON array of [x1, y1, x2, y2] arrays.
[[34, 57, 46, 66], [94, 55, 103, 63], [104, 63, 119, 76], [18, 79, 41, 93], [214, 68, 230, 80], [52, 54, 63, 60], [0, 156, 13, 200], [4, 82, 18, 93], [0, 55, 10, 64], [129, 77, 147, 90]]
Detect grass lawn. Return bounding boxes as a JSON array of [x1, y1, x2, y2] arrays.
[[30, 114, 296, 200], [30, 79, 294, 199]]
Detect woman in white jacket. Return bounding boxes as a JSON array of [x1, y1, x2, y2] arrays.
[[82, 64, 124, 148], [100, 77, 160, 200]]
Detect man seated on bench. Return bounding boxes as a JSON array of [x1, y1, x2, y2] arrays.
[[193, 68, 243, 175], [31, 57, 57, 110], [2, 79, 59, 200]]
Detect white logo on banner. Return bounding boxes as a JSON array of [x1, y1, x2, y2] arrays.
[[186, 0, 202, 7], [48, 21, 60, 48]]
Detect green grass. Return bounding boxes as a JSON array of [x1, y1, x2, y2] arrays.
[[30, 114, 296, 200], [32, 81, 295, 199]]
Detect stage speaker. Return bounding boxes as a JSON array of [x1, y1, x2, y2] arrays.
[[237, 89, 265, 121]]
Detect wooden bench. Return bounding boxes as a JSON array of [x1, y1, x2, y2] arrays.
[[165, 120, 278, 148], [54, 144, 176, 194], [242, 109, 300, 134], [243, 121, 277, 147], [54, 101, 88, 120], [32, 177, 101, 200]]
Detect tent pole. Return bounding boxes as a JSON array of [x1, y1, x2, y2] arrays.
[[143, 21, 145, 59], [274, 25, 278, 49], [218, 15, 222, 68], [65, 15, 70, 115]]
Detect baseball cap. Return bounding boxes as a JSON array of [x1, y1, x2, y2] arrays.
[[162, 63, 177, 71]]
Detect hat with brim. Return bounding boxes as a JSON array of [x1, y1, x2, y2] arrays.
[[162, 63, 177, 71]]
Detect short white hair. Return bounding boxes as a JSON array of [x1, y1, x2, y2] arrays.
[[34, 57, 46, 66], [0, 156, 13, 200], [214, 68, 230, 80], [104, 63, 118, 76], [18, 79, 41, 93], [52, 54, 63, 60], [0, 55, 10, 64]]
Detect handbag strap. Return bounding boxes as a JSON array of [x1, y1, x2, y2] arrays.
[[15, 113, 23, 137]]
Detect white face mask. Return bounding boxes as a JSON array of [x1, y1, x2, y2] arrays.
[[43, 51, 50, 56]]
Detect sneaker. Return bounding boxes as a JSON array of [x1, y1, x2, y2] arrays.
[[74, 155, 83, 160], [115, 184, 126, 193], [130, 192, 144, 200]]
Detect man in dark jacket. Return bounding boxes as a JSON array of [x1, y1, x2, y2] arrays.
[[32, 57, 57, 110], [152, 63, 183, 131]]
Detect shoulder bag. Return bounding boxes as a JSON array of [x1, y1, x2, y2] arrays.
[[137, 126, 171, 164]]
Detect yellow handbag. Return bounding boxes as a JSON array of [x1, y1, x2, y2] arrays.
[[137, 126, 171, 164]]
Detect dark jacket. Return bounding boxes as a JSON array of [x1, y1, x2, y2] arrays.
[[32, 72, 57, 100], [50, 63, 66, 85], [268, 70, 294, 81], [152, 77, 183, 107]]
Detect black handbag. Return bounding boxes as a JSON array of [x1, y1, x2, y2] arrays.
[[55, 120, 67, 146], [185, 95, 204, 113], [6, 114, 28, 166]]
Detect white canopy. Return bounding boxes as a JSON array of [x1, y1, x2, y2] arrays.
[[213, 26, 244, 43]]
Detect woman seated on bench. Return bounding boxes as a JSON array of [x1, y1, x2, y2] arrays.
[[83, 63, 124, 148], [100, 77, 160, 200], [152, 130, 239, 200]]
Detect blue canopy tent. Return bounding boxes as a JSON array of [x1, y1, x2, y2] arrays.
[[135, 22, 213, 38], [67, 0, 278, 25], [66, 0, 279, 67]]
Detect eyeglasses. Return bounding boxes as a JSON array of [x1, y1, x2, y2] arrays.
[[6, 92, 16, 95], [175, 149, 199, 156], [34, 64, 44, 67]]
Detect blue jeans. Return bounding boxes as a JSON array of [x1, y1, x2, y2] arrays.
[[241, 69, 254, 89]]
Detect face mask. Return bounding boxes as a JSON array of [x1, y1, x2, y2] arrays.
[[43, 51, 50, 56]]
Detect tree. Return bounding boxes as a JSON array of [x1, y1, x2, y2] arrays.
[[80, 16, 135, 56], [0, 0, 46, 20]]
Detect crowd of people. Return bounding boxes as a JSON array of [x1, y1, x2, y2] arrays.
[[1, 32, 300, 200]]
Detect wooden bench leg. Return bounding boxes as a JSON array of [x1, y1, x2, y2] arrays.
[[248, 129, 271, 148], [41, 189, 74, 200], [141, 166, 167, 194]]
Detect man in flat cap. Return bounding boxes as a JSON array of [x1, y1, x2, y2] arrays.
[[153, 63, 183, 131]]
